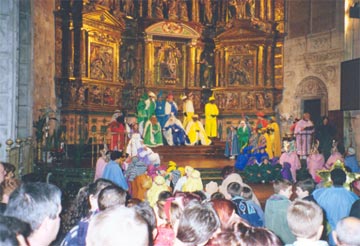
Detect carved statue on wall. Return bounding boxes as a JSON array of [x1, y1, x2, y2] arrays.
[[228, 0, 253, 19], [158, 44, 182, 81], [199, 49, 215, 88], [200, 0, 213, 24], [120, 45, 136, 81], [228, 56, 253, 86], [90, 43, 113, 81], [167, 0, 177, 20], [178, 1, 189, 21], [121, 0, 134, 17], [153, 0, 165, 18]]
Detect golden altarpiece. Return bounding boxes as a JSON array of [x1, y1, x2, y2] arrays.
[[54, 0, 285, 144]]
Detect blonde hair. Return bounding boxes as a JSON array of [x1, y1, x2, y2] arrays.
[[287, 199, 323, 239]]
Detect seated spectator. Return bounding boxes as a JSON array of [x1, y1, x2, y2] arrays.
[[86, 206, 149, 246], [1, 162, 16, 180], [175, 201, 220, 246], [286, 199, 328, 246], [241, 186, 264, 226], [349, 199, 360, 219], [1, 178, 21, 204], [93, 148, 109, 181], [102, 151, 128, 191], [344, 147, 359, 173], [295, 178, 316, 202], [5, 182, 62, 246], [207, 220, 283, 246], [333, 217, 360, 246], [227, 182, 264, 227], [0, 215, 32, 246], [264, 179, 296, 244], [133, 202, 157, 245], [313, 168, 358, 246], [61, 178, 113, 246], [182, 170, 203, 193], [97, 185, 127, 211], [211, 198, 242, 230], [147, 176, 170, 207]]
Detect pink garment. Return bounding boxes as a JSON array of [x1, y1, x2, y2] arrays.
[[94, 157, 107, 181], [279, 151, 301, 182], [294, 119, 314, 156], [154, 226, 175, 246], [325, 152, 344, 169], [307, 153, 325, 180]]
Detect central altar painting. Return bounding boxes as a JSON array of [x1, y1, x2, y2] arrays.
[[154, 40, 186, 86]]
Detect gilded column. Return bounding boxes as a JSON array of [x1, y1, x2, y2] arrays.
[[188, 40, 197, 87], [144, 35, 153, 86], [267, 0, 274, 20], [147, 0, 152, 18], [223, 47, 228, 87], [266, 44, 274, 86], [192, 0, 199, 22], [214, 48, 220, 87], [257, 45, 264, 86], [260, 0, 266, 20]]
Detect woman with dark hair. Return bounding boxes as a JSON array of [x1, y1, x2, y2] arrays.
[[316, 116, 336, 160]]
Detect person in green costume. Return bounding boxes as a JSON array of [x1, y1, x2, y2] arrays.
[[143, 115, 163, 147], [237, 120, 250, 152]]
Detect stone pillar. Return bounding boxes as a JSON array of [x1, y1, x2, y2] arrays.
[[144, 35, 154, 85], [187, 40, 197, 87], [0, 0, 19, 159]]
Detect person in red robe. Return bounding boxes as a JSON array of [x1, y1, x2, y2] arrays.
[[108, 113, 126, 151]]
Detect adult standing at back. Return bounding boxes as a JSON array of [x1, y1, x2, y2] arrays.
[[295, 112, 314, 158], [205, 96, 219, 138]]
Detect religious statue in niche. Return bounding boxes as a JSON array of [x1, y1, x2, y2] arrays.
[[242, 92, 255, 109], [120, 0, 134, 17], [199, 49, 215, 88], [178, 1, 189, 21], [103, 87, 115, 105], [152, 0, 165, 18], [228, 0, 255, 19], [228, 55, 254, 86], [156, 42, 183, 84], [256, 93, 265, 109], [264, 91, 273, 108], [167, 0, 178, 20], [90, 85, 102, 104], [120, 45, 136, 81], [200, 0, 214, 25], [90, 43, 114, 81]]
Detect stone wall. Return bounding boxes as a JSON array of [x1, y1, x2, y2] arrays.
[[279, 0, 344, 119], [0, 0, 19, 159], [32, 0, 56, 119]]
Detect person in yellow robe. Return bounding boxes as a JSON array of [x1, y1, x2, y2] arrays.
[[205, 96, 219, 138], [185, 114, 211, 146], [268, 116, 282, 158], [182, 92, 194, 129]]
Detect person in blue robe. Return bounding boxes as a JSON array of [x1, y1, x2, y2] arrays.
[[155, 91, 167, 128], [102, 151, 128, 191]]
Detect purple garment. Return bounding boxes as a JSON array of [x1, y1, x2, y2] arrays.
[[281, 162, 293, 182], [279, 151, 301, 182], [294, 119, 314, 156], [307, 153, 325, 180]]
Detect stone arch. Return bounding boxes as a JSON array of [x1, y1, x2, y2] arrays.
[[295, 76, 328, 116]]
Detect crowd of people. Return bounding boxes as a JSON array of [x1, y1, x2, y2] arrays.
[[1, 106, 360, 245]]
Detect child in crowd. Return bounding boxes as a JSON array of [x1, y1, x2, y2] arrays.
[[265, 179, 296, 244], [286, 199, 328, 246], [227, 182, 264, 227], [295, 178, 316, 202]]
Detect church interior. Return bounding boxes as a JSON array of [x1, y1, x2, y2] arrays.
[[0, 0, 360, 194]]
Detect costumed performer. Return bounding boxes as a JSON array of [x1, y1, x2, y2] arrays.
[[163, 113, 188, 146], [182, 169, 203, 192], [307, 140, 325, 181], [125, 157, 152, 201], [182, 92, 195, 129], [237, 120, 250, 152], [325, 140, 344, 169], [279, 140, 301, 182], [147, 175, 171, 207], [294, 112, 314, 157], [205, 95, 219, 138], [94, 148, 109, 181], [143, 115, 164, 147], [155, 90, 167, 128], [137, 93, 149, 135], [164, 92, 178, 123], [173, 166, 193, 193], [108, 110, 126, 151], [268, 116, 282, 158], [185, 114, 211, 146], [344, 147, 360, 173], [225, 124, 240, 159]]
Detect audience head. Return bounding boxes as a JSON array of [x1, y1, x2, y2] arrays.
[[210, 192, 225, 200], [1, 163, 15, 180], [134, 202, 156, 246], [5, 182, 62, 246], [241, 186, 253, 200], [86, 206, 149, 246], [333, 217, 360, 246], [295, 178, 315, 199], [176, 200, 220, 246], [211, 198, 238, 229], [158, 190, 172, 202], [227, 182, 242, 197], [88, 178, 114, 211], [331, 168, 347, 186], [287, 199, 324, 240], [98, 185, 127, 211], [0, 215, 32, 246], [110, 151, 122, 161], [273, 179, 293, 198], [1, 179, 21, 204], [208, 221, 282, 246]]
